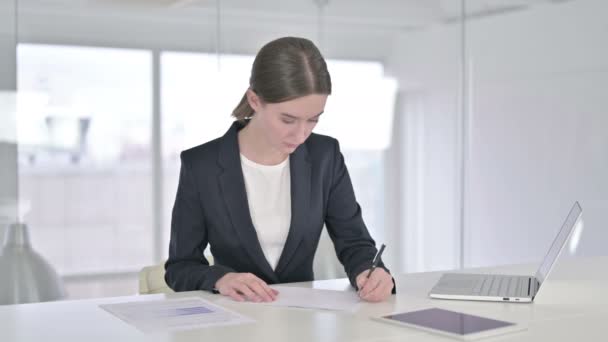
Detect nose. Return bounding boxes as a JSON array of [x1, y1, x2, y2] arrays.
[[295, 123, 311, 144]]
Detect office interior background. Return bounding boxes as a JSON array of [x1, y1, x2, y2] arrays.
[[0, 0, 606, 301]]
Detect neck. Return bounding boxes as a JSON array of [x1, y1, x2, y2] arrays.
[[238, 121, 288, 165]]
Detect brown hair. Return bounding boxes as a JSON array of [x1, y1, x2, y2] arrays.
[[232, 37, 332, 123]]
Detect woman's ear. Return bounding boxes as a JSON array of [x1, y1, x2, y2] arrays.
[[246, 88, 262, 112]]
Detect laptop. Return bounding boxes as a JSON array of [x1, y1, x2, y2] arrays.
[[429, 201, 583, 303]]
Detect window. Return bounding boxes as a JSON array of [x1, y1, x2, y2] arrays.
[[17, 44, 153, 275]]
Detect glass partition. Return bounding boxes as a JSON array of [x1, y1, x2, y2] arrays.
[[16, 44, 154, 275]]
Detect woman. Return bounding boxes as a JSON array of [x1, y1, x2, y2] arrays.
[[165, 37, 395, 303]]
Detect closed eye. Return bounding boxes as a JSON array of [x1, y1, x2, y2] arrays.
[[281, 112, 322, 124]]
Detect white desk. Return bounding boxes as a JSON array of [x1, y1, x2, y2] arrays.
[[2, 256, 607, 341]]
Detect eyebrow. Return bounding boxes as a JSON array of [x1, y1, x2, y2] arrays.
[[281, 111, 324, 120]]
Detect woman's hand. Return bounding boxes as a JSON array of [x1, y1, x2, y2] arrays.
[[356, 268, 394, 302], [215, 272, 279, 302]]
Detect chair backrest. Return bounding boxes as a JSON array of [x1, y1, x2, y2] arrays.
[[138, 264, 173, 294], [138, 256, 214, 295], [313, 228, 347, 280]]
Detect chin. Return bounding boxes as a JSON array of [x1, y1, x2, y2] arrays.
[[283, 147, 297, 155], [283, 143, 299, 153]]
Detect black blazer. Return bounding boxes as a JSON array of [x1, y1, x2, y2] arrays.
[[165, 121, 390, 292]]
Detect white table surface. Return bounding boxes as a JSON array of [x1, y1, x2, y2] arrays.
[[2, 256, 607, 342]]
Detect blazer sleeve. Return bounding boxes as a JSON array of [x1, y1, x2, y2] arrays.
[[324, 139, 395, 291], [164, 152, 235, 292]]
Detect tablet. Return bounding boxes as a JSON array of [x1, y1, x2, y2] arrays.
[[374, 308, 526, 340]]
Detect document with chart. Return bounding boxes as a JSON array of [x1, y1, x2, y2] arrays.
[[100, 297, 254, 333]]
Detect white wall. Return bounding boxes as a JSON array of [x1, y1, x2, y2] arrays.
[[465, 0, 608, 267], [387, 0, 608, 271], [387, 24, 464, 273]]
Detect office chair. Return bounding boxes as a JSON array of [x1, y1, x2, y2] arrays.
[[138, 264, 173, 295], [313, 228, 347, 280], [138, 255, 214, 295]]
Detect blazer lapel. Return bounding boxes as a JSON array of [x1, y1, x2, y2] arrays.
[[217, 122, 278, 282], [274, 143, 311, 275]]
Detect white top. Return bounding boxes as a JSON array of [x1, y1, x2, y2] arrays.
[[240, 153, 291, 270]]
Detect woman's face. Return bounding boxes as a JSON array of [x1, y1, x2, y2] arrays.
[[248, 91, 328, 155]]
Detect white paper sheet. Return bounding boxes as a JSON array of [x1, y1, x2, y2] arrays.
[[100, 297, 254, 333], [261, 286, 362, 312]]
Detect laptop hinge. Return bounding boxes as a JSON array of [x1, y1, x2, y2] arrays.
[[531, 278, 541, 298]]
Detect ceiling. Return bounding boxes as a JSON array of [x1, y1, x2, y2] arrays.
[[19, 0, 573, 30], [15, 0, 575, 60]]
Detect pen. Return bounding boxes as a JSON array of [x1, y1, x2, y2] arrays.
[[367, 243, 386, 279]]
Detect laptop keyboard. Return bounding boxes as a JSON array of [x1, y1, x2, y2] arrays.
[[474, 275, 530, 297]]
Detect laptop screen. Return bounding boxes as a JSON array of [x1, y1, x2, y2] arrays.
[[534, 202, 583, 284]]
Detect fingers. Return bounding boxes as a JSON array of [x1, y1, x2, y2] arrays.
[[235, 282, 261, 302], [361, 279, 393, 302], [250, 274, 279, 300], [225, 289, 245, 302], [247, 280, 275, 302], [356, 273, 368, 291], [216, 272, 277, 302], [359, 275, 381, 298], [264, 282, 280, 299], [244, 273, 278, 302], [358, 270, 393, 302]]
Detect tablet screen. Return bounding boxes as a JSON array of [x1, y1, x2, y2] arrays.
[[382, 308, 515, 336]]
